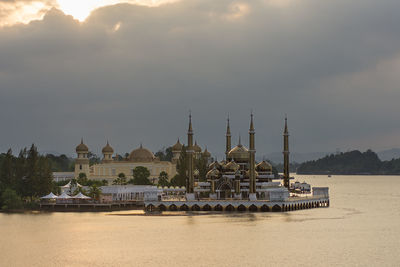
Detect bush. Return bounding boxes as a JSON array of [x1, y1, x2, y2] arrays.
[[1, 188, 23, 211]]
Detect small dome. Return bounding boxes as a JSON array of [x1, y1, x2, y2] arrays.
[[102, 141, 114, 154], [208, 161, 221, 171], [206, 167, 220, 179], [76, 139, 89, 152], [256, 161, 272, 172], [172, 139, 183, 152], [245, 169, 259, 178], [129, 144, 155, 162], [193, 141, 202, 153], [223, 160, 239, 172], [202, 148, 211, 157]]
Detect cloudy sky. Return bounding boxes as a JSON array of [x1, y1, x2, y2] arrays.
[[1, 0, 400, 158]]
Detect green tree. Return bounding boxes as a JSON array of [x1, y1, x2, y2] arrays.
[[1, 188, 23, 210], [113, 173, 127, 185], [88, 152, 100, 166], [88, 185, 102, 201], [155, 147, 173, 161], [77, 172, 88, 185], [171, 145, 187, 187], [130, 166, 152, 185], [195, 153, 208, 182], [157, 171, 169, 187], [0, 149, 15, 193]]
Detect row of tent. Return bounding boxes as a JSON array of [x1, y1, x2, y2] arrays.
[[40, 192, 91, 200]]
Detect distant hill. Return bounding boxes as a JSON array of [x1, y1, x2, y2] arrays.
[[297, 149, 400, 175], [260, 151, 330, 164]]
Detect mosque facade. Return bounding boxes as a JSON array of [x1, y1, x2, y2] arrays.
[[74, 141, 179, 183]]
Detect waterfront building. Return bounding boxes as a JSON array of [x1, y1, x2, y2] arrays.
[[74, 141, 180, 183], [183, 113, 291, 201]]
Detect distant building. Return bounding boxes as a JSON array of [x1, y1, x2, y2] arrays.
[[74, 141, 180, 183]]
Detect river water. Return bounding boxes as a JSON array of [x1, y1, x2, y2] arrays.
[[0, 175, 399, 267]]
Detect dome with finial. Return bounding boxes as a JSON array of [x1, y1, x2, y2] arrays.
[[193, 141, 202, 153], [208, 160, 221, 171], [172, 139, 183, 152], [202, 147, 211, 158], [102, 141, 114, 154], [206, 166, 220, 179], [228, 137, 249, 160], [76, 139, 89, 152], [223, 159, 239, 172], [129, 144, 155, 162], [256, 161, 273, 172], [245, 169, 259, 178]]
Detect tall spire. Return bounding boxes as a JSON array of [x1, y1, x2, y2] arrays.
[[283, 115, 290, 189], [284, 114, 288, 134], [188, 110, 193, 133], [225, 115, 232, 159], [187, 111, 194, 195], [250, 112, 255, 132], [238, 135, 242, 146], [248, 112, 256, 199], [226, 115, 231, 135]]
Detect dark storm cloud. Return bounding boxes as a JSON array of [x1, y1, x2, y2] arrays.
[[1, 0, 400, 158]]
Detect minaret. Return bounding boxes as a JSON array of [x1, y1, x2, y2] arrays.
[[187, 112, 194, 195], [225, 116, 231, 160], [283, 115, 290, 189], [249, 113, 257, 199]]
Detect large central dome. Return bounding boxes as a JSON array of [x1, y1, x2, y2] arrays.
[[227, 144, 249, 161], [129, 144, 155, 162]]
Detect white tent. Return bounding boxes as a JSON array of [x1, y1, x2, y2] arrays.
[[61, 180, 83, 189], [72, 192, 91, 199], [40, 192, 58, 199], [58, 192, 72, 199]]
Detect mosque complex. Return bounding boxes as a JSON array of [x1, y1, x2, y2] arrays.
[[72, 113, 329, 212]]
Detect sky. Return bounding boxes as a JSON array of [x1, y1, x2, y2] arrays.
[[1, 0, 400, 159]]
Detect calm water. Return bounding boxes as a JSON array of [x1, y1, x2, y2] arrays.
[[1, 175, 399, 267]]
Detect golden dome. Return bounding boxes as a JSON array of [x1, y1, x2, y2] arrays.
[[76, 139, 88, 152], [172, 139, 183, 152], [206, 167, 220, 179], [245, 169, 259, 178], [102, 141, 114, 154], [193, 141, 202, 153], [223, 160, 239, 172], [228, 144, 249, 160], [256, 161, 272, 172], [129, 144, 155, 162], [202, 148, 211, 157], [208, 160, 221, 171]]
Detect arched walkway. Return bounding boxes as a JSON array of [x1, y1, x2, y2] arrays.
[[272, 204, 282, 212], [180, 204, 189, 211], [225, 204, 235, 212], [203, 204, 211, 211], [237, 204, 246, 212], [214, 204, 223, 211], [158, 204, 166, 211], [169, 204, 177, 211], [191, 204, 200, 211], [261, 205, 269, 212], [249, 204, 258, 212]]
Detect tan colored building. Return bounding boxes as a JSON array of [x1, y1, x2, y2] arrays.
[[75, 141, 177, 183]]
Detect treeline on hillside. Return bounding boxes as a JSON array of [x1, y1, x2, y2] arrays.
[[0, 145, 56, 210], [297, 150, 400, 175], [45, 154, 74, 172]]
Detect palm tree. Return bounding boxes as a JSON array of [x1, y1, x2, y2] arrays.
[[88, 185, 102, 202]]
